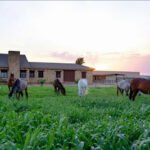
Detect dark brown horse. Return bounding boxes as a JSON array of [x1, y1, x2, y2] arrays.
[[8, 73, 15, 91], [129, 78, 150, 101], [53, 79, 66, 96]]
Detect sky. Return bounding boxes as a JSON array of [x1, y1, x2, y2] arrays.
[[0, 1, 150, 75]]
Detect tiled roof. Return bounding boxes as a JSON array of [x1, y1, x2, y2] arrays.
[[0, 54, 8, 68], [0, 53, 94, 71], [93, 71, 140, 76], [0, 54, 30, 69], [29, 62, 93, 71], [20, 55, 30, 69]]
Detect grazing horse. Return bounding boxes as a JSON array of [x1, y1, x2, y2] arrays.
[[129, 78, 150, 101], [53, 79, 66, 96], [78, 79, 88, 96], [8, 73, 15, 91], [117, 79, 130, 96], [8, 78, 28, 99]]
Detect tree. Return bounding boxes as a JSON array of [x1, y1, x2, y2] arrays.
[[75, 57, 85, 65]]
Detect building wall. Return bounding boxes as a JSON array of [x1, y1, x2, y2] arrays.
[[28, 69, 64, 84], [27, 69, 93, 85], [8, 51, 20, 78], [86, 71, 93, 85], [75, 71, 81, 82], [75, 70, 93, 84]]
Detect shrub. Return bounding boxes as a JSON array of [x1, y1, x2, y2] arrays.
[[38, 79, 46, 86]]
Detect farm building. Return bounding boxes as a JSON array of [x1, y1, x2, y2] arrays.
[[0, 51, 94, 84], [93, 71, 140, 85]]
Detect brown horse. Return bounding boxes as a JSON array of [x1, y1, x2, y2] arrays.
[[8, 73, 15, 91], [129, 78, 150, 101]]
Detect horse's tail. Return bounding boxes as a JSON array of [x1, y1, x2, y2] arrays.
[[25, 87, 28, 98]]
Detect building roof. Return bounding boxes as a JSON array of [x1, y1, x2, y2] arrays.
[[0, 54, 30, 69], [20, 55, 30, 69], [93, 70, 140, 75], [0, 53, 94, 71], [0, 54, 8, 68], [29, 62, 93, 71]]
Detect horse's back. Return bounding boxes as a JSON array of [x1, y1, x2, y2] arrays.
[[78, 79, 88, 96], [19, 79, 28, 90], [117, 80, 130, 90], [138, 79, 150, 92], [131, 78, 150, 92], [78, 79, 88, 88]]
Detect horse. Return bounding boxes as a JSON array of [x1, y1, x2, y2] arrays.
[[8, 78, 28, 99], [53, 79, 66, 96], [78, 79, 88, 96], [129, 78, 150, 101], [117, 79, 130, 96], [8, 73, 15, 91]]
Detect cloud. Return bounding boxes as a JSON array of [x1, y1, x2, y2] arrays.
[[50, 51, 78, 62], [49, 51, 150, 75], [121, 53, 150, 75], [27, 50, 150, 75]]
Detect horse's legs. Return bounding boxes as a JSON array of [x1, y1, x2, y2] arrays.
[[25, 88, 28, 98], [119, 88, 123, 96], [8, 85, 10, 92], [54, 86, 57, 93], [117, 87, 122, 96], [16, 92, 20, 100], [126, 89, 129, 96], [129, 88, 132, 100], [117, 87, 119, 96], [132, 90, 138, 101], [20, 91, 23, 97], [121, 89, 124, 96]]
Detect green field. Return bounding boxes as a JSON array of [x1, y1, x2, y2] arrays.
[[0, 85, 150, 150]]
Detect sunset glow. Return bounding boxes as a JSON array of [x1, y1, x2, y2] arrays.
[[0, 1, 150, 75], [94, 64, 110, 71]]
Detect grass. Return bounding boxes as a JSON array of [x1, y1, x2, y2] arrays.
[[0, 85, 150, 150]]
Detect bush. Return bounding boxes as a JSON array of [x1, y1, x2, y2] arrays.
[[38, 79, 46, 86]]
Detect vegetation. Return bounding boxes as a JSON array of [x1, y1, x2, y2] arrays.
[[0, 85, 150, 149], [75, 57, 85, 65], [38, 79, 46, 86]]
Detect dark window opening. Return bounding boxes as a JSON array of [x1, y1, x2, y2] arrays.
[[30, 70, 35, 78], [56, 71, 61, 78], [82, 72, 86, 78], [38, 71, 44, 78], [20, 70, 26, 78], [0, 69, 8, 78]]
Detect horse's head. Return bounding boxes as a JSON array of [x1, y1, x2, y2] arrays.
[[8, 79, 20, 98], [61, 87, 66, 96]]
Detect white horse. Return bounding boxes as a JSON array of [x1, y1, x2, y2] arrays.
[[78, 79, 88, 96], [117, 79, 130, 96]]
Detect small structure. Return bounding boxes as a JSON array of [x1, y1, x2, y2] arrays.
[[93, 71, 140, 85]]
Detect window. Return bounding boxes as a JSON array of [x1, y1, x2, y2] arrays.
[[30, 70, 35, 78], [82, 72, 86, 78], [20, 70, 27, 78], [38, 71, 44, 78], [0, 69, 8, 78], [56, 71, 61, 78]]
